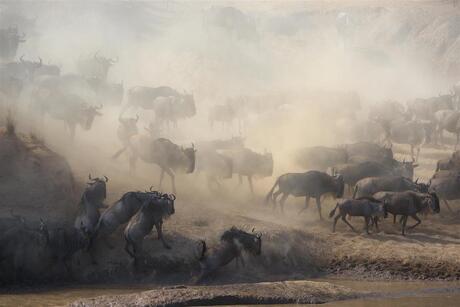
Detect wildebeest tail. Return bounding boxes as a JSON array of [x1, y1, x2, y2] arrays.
[[329, 202, 340, 218], [264, 176, 280, 205], [112, 146, 127, 159]]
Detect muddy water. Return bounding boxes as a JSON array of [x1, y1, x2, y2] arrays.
[[1, 279, 460, 306]]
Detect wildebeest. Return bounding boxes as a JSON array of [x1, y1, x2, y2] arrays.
[[343, 142, 393, 164], [373, 191, 440, 235], [265, 171, 344, 219], [74, 175, 108, 236], [125, 86, 196, 125], [435, 110, 460, 149], [195, 227, 262, 283], [32, 89, 103, 139], [113, 114, 139, 158], [353, 176, 428, 199], [329, 197, 387, 234], [208, 103, 237, 129], [126, 136, 196, 193], [429, 174, 460, 212], [380, 119, 426, 161], [196, 149, 233, 192], [94, 191, 160, 245], [77, 51, 118, 81], [0, 56, 42, 82], [222, 148, 273, 194], [407, 95, 454, 121], [333, 159, 417, 191], [295, 146, 348, 171], [124, 193, 175, 264], [38, 219, 92, 275]]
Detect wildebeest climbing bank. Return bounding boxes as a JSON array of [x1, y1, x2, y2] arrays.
[[2, 1, 460, 306]]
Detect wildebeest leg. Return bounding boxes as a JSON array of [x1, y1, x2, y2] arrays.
[[155, 222, 171, 249], [342, 215, 356, 232], [408, 214, 421, 230], [279, 193, 288, 213], [401, 215, 408, 235], [315, 197, 323, 220], [364, 217, 371, 234], [272, 190, 282, 210], [164, 167, 176, 194], [373, 217, 380, 232], [298, 196, 310, 214], [410, 145, 415, 162], [68, 122, 76, 140], [443, 199, 454, 213], [124, 241, 134, 258], [332, 215, 340, 232], [393, 214, 397, 224], [247, 176, 254, 194]]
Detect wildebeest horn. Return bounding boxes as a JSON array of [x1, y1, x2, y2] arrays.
[[252, 227, 255, 232], [169, 194, 176, 200], [104, 176, 108, 182], [150, 186, 154, 192], [415, 178, 419, 184]]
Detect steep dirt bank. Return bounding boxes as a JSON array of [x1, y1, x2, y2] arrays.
[[70, 280, 367, 306]]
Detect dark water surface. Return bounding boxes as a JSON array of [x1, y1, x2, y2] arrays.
[[1, 279, 460, 306]]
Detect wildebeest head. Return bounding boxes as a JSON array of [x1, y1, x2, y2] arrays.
[[182, 143, 197, 173], [80, 104, 103, 130], [93, 51, 118, 79], [221, 227, 262, 256], [414, 178, 429, 193], [334, 174, 345, 198], [427, 192, 440, 214], [85, 174, 108, 202]]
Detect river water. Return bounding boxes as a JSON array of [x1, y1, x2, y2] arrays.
[[1, 279, 460, 306]]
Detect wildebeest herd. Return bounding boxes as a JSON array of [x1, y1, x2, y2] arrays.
[[2, 25, 460, 283]]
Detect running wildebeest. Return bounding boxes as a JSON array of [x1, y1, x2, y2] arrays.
[[94, 190, 161, 247], [113, 114, 139, 158], [124, 193, 175, 264], [32, 90, 103, 139], [380, 119, 426, 162], [295, 146, 348, 171], [208, 103, 237, 129], [222, 148, 273, 194], [74, 175, 108, 236], [265, 171, 344, 219], [373, 191, 440, 235], [196, 149, 233, 192], [429, 173, 460, 213], [124, 86, 196, 125], [124, 136, 196, 193], [77, 51, 118, 81], [353, 176, 428, 199], [195, 227, 262, 283], [329, 197, 387, 234], [343, 142, 393, 164]]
